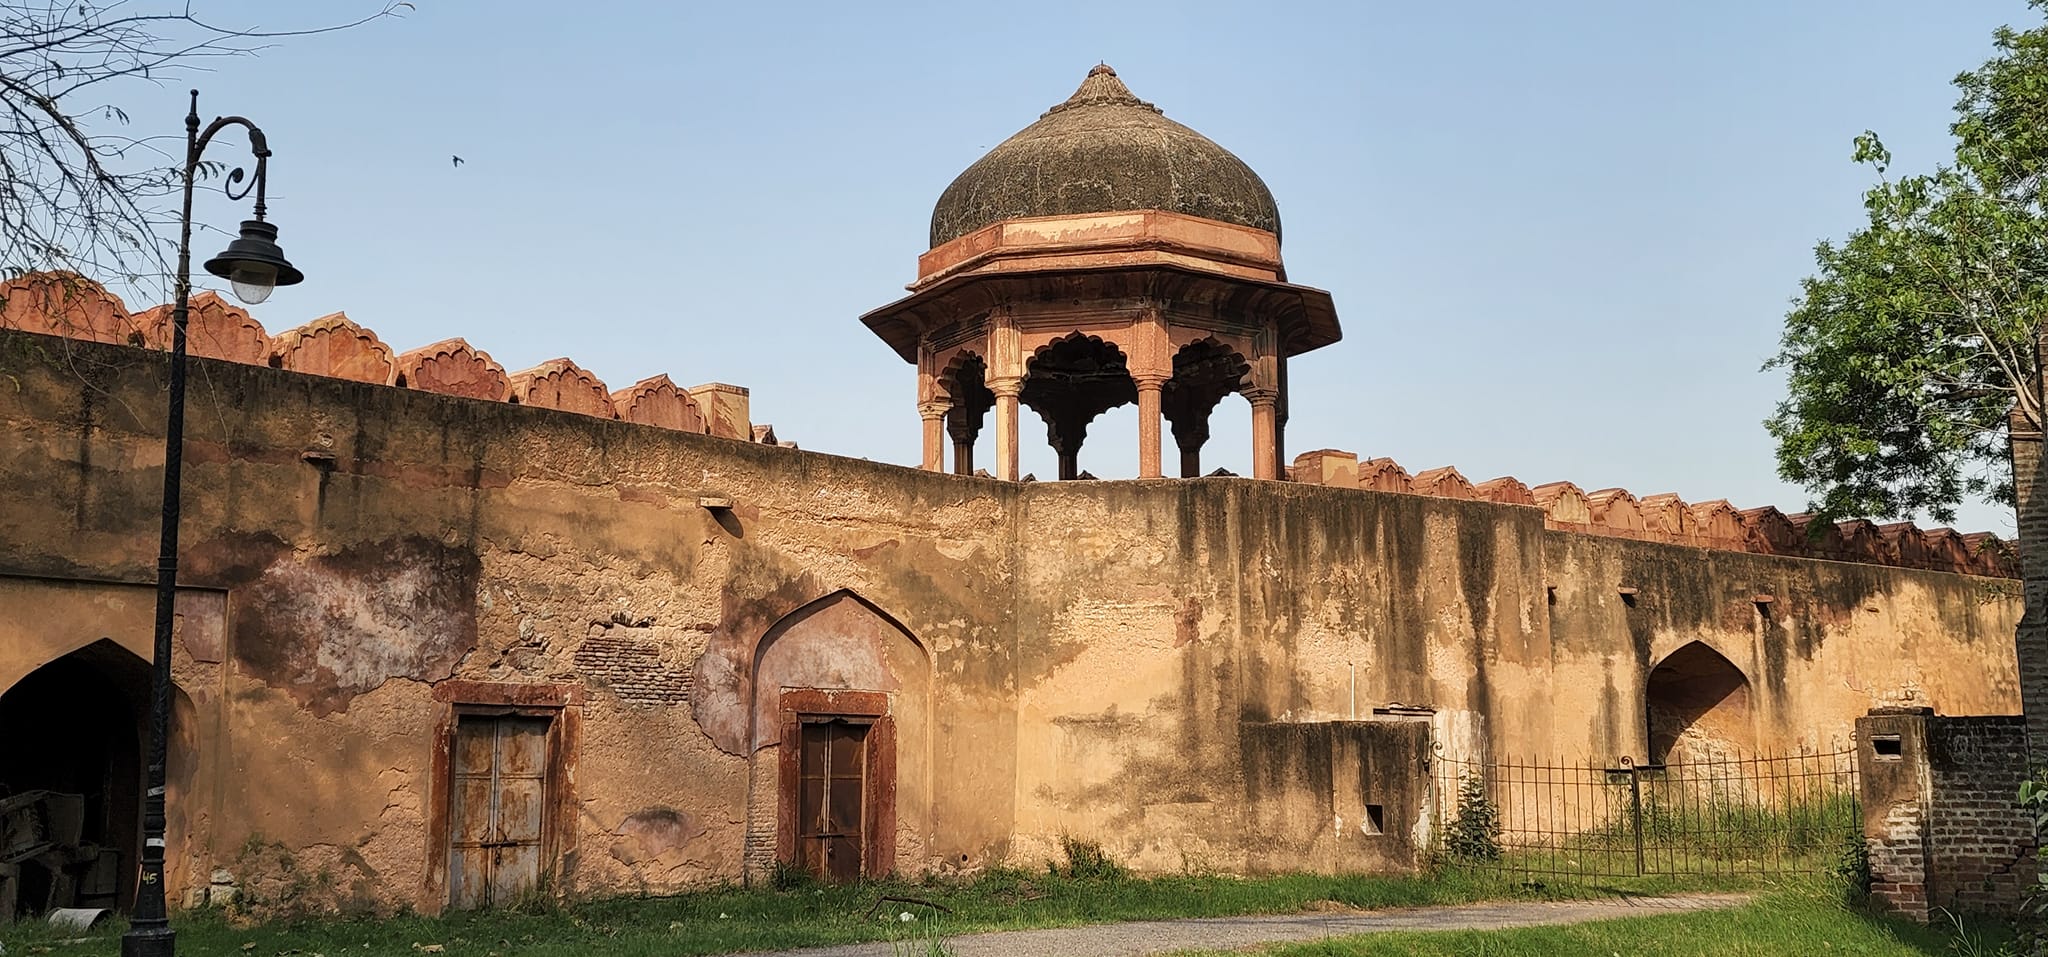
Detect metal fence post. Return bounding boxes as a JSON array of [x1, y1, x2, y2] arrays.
[[1624, 756, 1645, 877]]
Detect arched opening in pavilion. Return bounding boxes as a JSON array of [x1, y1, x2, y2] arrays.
[[1164, 338, 1252, 478], [1021, 334, 1137, 480]]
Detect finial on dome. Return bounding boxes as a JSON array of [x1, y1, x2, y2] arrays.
[[1046, 62, 1157, 117]]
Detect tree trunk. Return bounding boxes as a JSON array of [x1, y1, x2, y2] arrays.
[[2017, 329, 2048, 767]]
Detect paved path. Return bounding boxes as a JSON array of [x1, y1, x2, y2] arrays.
[[733, 892, 1752, 957]]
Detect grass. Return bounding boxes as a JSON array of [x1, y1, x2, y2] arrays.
[[1171, 884, 2019, 956], [0, 865, 1773, 957]]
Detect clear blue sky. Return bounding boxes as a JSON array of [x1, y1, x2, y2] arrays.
[[125, 1, 2037, 534]]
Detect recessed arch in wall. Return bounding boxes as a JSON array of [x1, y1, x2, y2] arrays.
[[1645, 640, 1755, 765], [740, 590, 931, 882]]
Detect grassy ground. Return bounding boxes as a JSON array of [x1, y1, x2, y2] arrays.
[[0, 866, 1769, 957], [1172, 884, 2019, 957]]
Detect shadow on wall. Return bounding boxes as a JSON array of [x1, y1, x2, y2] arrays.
[[1646, 641, 1754, 765]]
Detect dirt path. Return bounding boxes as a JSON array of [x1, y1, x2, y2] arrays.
[[732, 892, 1753, 957]]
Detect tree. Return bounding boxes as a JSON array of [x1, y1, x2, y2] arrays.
[[1766, 2, 2048, 526], [1769, 3, 2048, 765], [1, 1, 408, 290]]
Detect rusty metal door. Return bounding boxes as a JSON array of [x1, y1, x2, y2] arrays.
[[449, 714, 549, 908], [796, 719, 868, 881]]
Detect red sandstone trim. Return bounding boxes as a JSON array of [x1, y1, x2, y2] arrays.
[[4, 270, 764, 442], [1291, 448, 2016, 578]]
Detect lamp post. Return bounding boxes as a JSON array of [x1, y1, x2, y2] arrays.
[[123, 89, 303, 957]]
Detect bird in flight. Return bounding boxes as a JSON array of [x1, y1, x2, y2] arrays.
[[452, 155, 465, 168]]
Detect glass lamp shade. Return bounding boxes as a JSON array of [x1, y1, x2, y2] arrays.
[[204, 219, 303, 305], [229, 264, 279, 304]]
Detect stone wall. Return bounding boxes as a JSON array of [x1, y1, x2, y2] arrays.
[[1856, 710, 2038, 920], [0, 325, 2025, 913]]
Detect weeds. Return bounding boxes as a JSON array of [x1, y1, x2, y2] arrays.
[[1444, 774, 1503, 863], [1049, 836, 1126, 881]]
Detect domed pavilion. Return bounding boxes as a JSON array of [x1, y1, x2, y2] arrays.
[[861, 65, 1342, 481]]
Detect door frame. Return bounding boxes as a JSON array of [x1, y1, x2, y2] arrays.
[[425, 681, 582, 912], [774, 689, 895, 879]]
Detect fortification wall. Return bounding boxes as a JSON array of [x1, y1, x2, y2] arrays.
[[0, 317, 2022, 910]]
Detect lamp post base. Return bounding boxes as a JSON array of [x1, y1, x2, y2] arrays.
[[122, 925, 176, 957]]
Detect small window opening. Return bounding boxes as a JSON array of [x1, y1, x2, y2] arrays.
[[1361, 804, 1384, 836], [1872, 734, 1903, 759], [1754, 600, 1773, 623], [1619, 589, 1637, 609], [1546, 586, 1557, 606]]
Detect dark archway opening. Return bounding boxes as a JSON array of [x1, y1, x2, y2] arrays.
[[1645, 641, 1753, 765], [1163, 339, 1250, 478], [1021, 334, 1135, 480], [0, 639, 147, 917]]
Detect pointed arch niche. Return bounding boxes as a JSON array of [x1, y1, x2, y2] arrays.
[[741, 591, 930, 882], [0, 638, 198, 915], [1644, 641, 1755, 764]]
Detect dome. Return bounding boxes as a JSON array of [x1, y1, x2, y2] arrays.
[[929, 65, 1281, 249]]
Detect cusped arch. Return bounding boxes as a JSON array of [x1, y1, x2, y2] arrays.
[[1645, 640, 1754, 764]]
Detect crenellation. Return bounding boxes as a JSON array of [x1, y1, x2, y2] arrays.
[[135, 291, 271, 364], [395, 338, 510, 402], [1409, 466, 1474, 500], [271, 311, 396, 384], [0, 271, 759, 441]]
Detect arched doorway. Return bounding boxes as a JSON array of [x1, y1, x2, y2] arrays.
[[740, 591, 930, 882], [1645, 641, 1754, 765], [0, 639, 148, 916]]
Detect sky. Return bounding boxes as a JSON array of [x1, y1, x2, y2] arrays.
[[102, 0, 2040, 535]]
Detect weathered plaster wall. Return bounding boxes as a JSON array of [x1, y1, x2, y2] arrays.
[[0, 328, 2022, 911], [1544, 533, 2020, 763], [0, 331, 1016, 911]]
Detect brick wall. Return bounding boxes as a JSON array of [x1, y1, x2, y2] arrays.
[[1857, 710, 2038, 919]]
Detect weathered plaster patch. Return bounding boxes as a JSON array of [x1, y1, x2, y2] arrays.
[[232, 535, 479, 715]]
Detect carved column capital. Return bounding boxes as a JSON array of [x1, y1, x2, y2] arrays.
[[1132, 373, 1170, 391], [918, 399, 950, 420], [989, 376, 1023, 398], [1242, 386, 1280, 408]]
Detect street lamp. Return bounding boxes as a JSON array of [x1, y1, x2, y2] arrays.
[[124, 89, 303, 957]]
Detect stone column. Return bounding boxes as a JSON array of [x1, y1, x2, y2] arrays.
[[1246, 387, 1280, 480], [919, 400, 949, 472], [992, 377, 1021, 482], [1135, 375, 1166, 478], [949, 416, 977, 475]]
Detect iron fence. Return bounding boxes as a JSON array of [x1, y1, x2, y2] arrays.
[[1431, 747, 1861, 880]]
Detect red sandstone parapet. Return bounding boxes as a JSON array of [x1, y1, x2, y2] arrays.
[[1358, 457, 1411, 494], [509, 358, 615, 418], [136, 292, 272, 365], [613, 374, 706, 433], [0, 270, 760, 442], [1411, 466, 1476, 500], [272, 312, 395, 384], [396, 338, 510, 401], [0, 271, 138, 344], [1475, 476, 1536, 507], [1310, 447, 2015, 578]]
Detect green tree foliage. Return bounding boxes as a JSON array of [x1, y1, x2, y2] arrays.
[[1766, 2, 2048, 523]]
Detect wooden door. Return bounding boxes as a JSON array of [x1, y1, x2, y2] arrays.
[[795, 719, 868, 881], [448, 714, 550, 908]]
